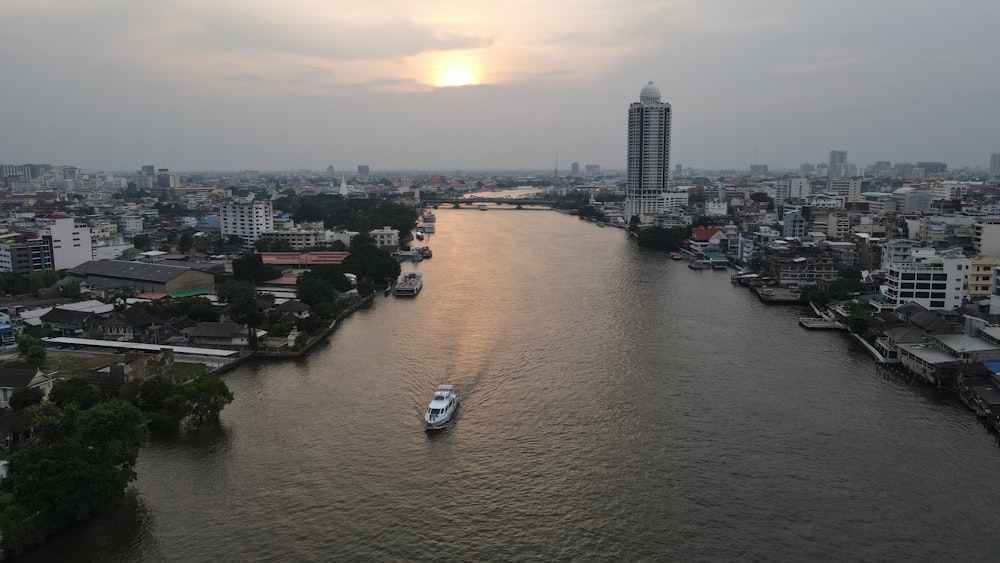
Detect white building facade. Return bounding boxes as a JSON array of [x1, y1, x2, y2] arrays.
[[625, 81, 671, 222], [37, 216, 93, 270], [220, 195, 275, 250], [878, 252, 968, 311]]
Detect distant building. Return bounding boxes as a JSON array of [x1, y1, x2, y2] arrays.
[[916, 162, 947, 175], [0, 235, 53, 274], [750, 164, 768, 175], [827, 179, 862, 203], [571, 162, 580, 175], [990, 153, 1000, 176], [829, 150, 848, 178], [369, 226, 399, 250], [625, 81, 671, 221], [66, 260, 215, 295], [774, 178, 811, 206], [37, 215, 93, 271], [584, 164, 601, 177], [358, 165, 370, 176], [220, 195, 274, 250]]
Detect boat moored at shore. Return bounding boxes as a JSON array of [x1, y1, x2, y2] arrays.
[[394, 272, 423, 296]]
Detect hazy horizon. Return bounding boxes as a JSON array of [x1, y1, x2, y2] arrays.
[[4, 1, 998, 172]]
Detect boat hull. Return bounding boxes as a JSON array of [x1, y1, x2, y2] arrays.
[[424, 403, 457, 430], [424, 387, 458, 430]]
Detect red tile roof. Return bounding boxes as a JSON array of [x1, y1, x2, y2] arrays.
[[259, 252, 350, 267]]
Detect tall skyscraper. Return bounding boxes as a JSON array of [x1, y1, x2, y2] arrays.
[[990, 153, 1000, 176], [626, 81, 671, 221], [829, 150, 847, 178]]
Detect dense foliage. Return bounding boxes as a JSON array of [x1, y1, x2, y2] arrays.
[[231, 254, 283, 283], [16, 334, 47, 366], [341, 244, 401, 287], [0, 380, 148, 557], [133, 296, 219, 323], [0, 270, 61, 297], [122, 371, 234, 433], [8, 387, 44, 411], [272, 194, 418, 236], [635, 226, 691, 250]]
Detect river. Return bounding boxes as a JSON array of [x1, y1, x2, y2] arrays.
[[19, 207, 1000, 561]]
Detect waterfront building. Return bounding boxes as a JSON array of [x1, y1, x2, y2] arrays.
[[874, 249, 968, 312], [259, 228, 357, 250], [220, 195, 274, 251], [625, 81, 671, 222], [369, 226, 400, 251]]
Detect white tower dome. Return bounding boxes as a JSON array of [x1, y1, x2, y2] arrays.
[[639, 81, 661, 104]]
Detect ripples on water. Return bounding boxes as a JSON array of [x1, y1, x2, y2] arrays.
[[20, 209, 1000, 562]]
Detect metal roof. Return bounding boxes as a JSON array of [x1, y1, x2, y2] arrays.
[[42, 337, 237, 357]]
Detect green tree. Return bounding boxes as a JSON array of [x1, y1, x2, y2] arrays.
[[133, 234, 152, 251], [17, 334, 47, 366], [342, 244, 401, 284], [8, 386, 45, 410], [48, 377, 104, 410], [232, 253, 282, 282], [16, 334, 41, 357], [847, 306, 875, 335], [1, 399, 147, 556], [24, 346, 46, 366], [217, 279, 263, 325], [636, 226, 691, 250], [178, 230, 194, 253], [60, 280, 82, 299]]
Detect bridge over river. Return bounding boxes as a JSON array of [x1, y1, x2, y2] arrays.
[[423, 197, 558, 207]]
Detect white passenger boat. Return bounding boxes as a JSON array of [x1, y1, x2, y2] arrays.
[[423, 211, 436, 222], [393, 272, 423, 296], [424, 384, 458, 430]]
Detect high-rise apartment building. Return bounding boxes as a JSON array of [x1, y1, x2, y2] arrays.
[[37, 215, 93, 270], [0, 235, 53, 274], [991, 153, 1000, 176], [829, 150, 847, 178], [625, 81, 671, 221], [220, 195, 274, 250]]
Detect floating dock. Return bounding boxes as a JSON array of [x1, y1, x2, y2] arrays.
[[798, 317, 846, 330]]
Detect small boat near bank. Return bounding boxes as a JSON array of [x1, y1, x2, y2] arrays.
[[394, 272, 423, 296], [424, 384, 459, 430]]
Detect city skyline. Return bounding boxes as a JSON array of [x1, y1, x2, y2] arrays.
[[3, 1, 999, 172]]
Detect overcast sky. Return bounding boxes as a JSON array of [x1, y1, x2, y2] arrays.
[[3, 0, 998, 173]]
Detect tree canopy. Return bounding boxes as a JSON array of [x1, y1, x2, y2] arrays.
[[636, 226, 691, 250], [0, 394, 147, 556]]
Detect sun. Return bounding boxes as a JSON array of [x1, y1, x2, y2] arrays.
[[431, 54, 482, 87], [438, 66, 476, 87]]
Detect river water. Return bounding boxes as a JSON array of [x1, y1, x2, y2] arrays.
[[19, 208, 1000, 562]]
